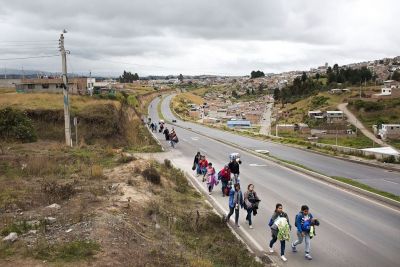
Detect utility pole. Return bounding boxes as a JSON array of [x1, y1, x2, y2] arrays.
[[59, 31, 72, 147]]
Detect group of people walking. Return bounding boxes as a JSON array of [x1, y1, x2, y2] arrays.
[[149, 120, 179, 148], [192, 151, 320, 262]]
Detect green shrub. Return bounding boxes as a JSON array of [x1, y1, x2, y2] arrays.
[[142, 167, 161, 185], [0, 107, 37, 142]]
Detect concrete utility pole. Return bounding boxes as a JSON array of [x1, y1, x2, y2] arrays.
[[59, 31, 72, 147]]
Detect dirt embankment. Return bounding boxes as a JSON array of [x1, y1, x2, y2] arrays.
[[0, 146, 263, 266]]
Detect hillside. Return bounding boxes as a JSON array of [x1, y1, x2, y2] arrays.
[[0, 92, 160, 151], [0, 92, 263, 266]]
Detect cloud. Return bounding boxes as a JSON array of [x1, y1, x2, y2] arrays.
[[0, 0, 398, 75]]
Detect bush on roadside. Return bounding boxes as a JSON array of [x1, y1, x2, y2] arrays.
[[142, 166, 161, 185], [0, 107, 37, 142]]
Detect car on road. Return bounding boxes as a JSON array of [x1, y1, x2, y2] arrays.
[[172, 119, 177, 123]]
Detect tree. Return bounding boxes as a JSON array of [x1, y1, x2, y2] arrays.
[[178, 74, 184, 82], [301, 72, 308, 83], [273, 88, 280, 100], [119, 71, 139, 83], [391, 70, 400, 81], [315, 73, 320, 80], [246, 88, 250, 95], [250, 70, 265, 79], [251, 88, 255, 95]]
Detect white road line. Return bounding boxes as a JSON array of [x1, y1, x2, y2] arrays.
[[249, 163, 267, 167], [383, 179, 399, 185], [191, 137, 199, 141], [182, 138, 188, 142]]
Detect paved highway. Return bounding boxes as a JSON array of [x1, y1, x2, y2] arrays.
[[160, 95, 400, 196], [148, 96, 400, 267]]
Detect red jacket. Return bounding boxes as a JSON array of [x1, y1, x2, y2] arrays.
[[219, 168, 231, 182], [199, 159, 208, 168]]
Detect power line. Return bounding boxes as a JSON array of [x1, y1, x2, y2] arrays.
[[0, 40, 58, 43], [0, 54, 59, 61]]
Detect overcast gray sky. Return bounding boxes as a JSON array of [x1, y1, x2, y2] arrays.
[[0, 0, 398, 76]]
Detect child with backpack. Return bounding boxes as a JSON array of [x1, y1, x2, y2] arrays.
[[291, 205, 316, 260], [205, 163, 218, 194], [268, 203, 290, 262], [218, 165, 231, 197]]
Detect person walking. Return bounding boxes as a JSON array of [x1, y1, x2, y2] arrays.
[[169, 130, 178, 148], [291, 205, 314, 260], [163, 127, 170, 141], [193, 152, 202, 176], [224, 183, 243, 227], [205, 162, 217, 195], [268, 203, 291, 262], [198, 155, 208, 181], [218, 165, 231, 197], [154, 123, 158, 133], [228, 158, 241, 184], [244, 184, 260, 229]]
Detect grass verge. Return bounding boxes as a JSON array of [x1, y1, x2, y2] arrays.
[[331, 176, 400, 202]]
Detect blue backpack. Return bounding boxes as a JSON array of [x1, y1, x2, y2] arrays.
[[302, 220, 312, 232]]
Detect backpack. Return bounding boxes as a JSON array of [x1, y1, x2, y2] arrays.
[[302, 220, 312, 232]]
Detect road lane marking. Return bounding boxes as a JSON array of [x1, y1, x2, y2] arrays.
[[182, 138, 188, 142], [199, 148, 207, 153], [191, 137, 199, 141], [249, 163, 267, 167], [157, 99, 400, 214], [383, 179, 399, 185]]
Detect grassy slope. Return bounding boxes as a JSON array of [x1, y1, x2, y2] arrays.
[[276, 90, 377, 148], [0, 93, 119, 112], [347, 98, 400, 149]]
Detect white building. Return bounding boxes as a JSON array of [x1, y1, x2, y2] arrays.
[[378, 124, 400, 140], [326, 111, 344, 123]]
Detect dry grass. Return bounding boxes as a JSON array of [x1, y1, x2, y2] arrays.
[[0, 93, 120, 112], [176, 92, 204, 105], [90, 165, 105, 180]]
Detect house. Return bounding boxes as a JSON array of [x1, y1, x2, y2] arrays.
[[227, 120, 251, 128], [189, 109, 201, 119], [326, 111, 344, 123], [308, 110, 324, 119], [378, 124, 400, 140], [243, 111, 262, 124], [372, 80, 400, 99], [203, 117, 220, 123], [15, 77, 92, 95]]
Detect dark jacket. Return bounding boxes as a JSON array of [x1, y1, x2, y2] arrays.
[[163, 129, 170, 140], [244, 191, 259, 209], [193, 154, 201, 164], [228, 161, 240, 174]]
